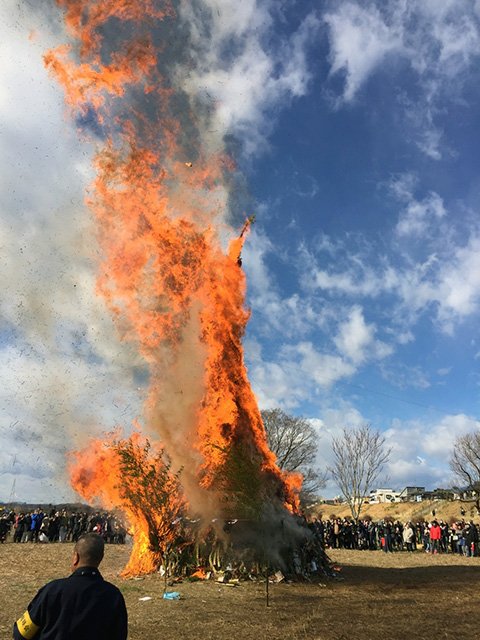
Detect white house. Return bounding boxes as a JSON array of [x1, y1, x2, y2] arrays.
[[368, 488, 401, 503]]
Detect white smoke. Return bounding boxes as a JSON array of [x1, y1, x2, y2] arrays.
[[0, 0, 319, 503]]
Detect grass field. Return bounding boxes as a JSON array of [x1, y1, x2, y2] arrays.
[[1, 541, 479, 640]]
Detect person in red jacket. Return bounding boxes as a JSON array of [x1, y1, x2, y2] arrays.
[[429, 520, 442, 554]]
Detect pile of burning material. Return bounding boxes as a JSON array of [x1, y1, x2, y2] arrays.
[[160, 517, 337, 584], [177, 515, 336, 583], [70, 433, 335, 582]]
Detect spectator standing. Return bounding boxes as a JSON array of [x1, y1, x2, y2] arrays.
[[403, 522, 415, 552], [381, 520, 393, 553], [429, 521, 441, 554], [67, 513, 77, 541], [439, 521, 449, 553], [14, 513, 25, 543], [394, 521, 403, 551], [59, 510, 69, 543], [333, 519, 341, 549], [367, 520, 377, 550], [13, 532, 127, 640], [39, 516, 50, 543], [32, 509, 44, 543], [326, 520, 334, 549], [464, 522, 478, 557], [422, 522, 431, 553], [49, 513, 61, 542], [456, 523, 465, 555], [21, 513, 33, 543], [0, 515, 10, 542]]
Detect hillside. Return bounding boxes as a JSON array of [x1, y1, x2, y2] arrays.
[[311, 499, 479, 523]]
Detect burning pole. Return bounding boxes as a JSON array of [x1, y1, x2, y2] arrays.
[[43, 0, 329, 581]]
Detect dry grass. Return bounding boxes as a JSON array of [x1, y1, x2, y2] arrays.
[[314, 498, 478, 525], [1, 542, 480, 640]]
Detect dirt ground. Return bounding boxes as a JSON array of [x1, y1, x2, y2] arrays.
[[1, 540, 479, 640]]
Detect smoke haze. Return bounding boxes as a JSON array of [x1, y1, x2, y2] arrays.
[[0, 0, 318, 504]]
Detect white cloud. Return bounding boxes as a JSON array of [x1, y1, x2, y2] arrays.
[[247, 360, 306, 411], [323, 1, 480, 158], [396, 192, 446, 237], [324, 2, 402, 103], [259, 395, 477, 497], [437, 367, 451, 376], [380, 363, 431, 390], [325, 1, 480, 100], [311, 268, 381, 297], [388, 172, 418, 201], [416, 122, 444, 161], [305, 210, 480, 337], [385, 325, 415, 346], [1, 473, 77, 506], [334, 305, 376, 364], [178, 2, 320, 155], [0, 342, 144, 502], [386, 414, 477, 467], [247, 340, 358, 411], [386, 458, 447, 492], [243, 229, 275, 297], [433, 11, 480, 71], [310, 403, 367, 468], [280, 342, 357, 389], [244, 229, 330, 339], [436, 236, 480, 328], [291, 172, 319, 199]]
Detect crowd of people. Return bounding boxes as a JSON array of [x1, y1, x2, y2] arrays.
[[310, 515, 480, 556], [0, 508, 127, 544], [2, 505, 479, 559]]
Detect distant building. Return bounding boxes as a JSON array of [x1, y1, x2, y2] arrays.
[[399, 486, 425, 502], [422, 488, 455, 501], [368, 488, 401, 503]]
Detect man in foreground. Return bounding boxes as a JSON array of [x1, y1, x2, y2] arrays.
[[13, 532, 128, 639]]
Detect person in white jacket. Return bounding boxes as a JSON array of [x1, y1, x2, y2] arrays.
[[403, 521, 415, 552]]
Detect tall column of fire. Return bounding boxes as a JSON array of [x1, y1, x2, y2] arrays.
[[44, 0, 301, 573]]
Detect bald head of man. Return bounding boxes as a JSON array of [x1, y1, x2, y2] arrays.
[[71, 533, 104, 572]]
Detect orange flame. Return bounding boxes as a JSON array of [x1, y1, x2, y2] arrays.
[[68, 429, 186, 577], [47, 0, 300, 574], [69, 435, 159, 576]]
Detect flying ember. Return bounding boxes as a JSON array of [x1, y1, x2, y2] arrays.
[[45, 0, 302, 575]]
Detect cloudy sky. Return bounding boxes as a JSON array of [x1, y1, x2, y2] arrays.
[[1, 0, 480, 503]]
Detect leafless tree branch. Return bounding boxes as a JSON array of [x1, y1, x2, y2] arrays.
[[261, 409, 326, 506], [450, 432, 480, 505], [327, 424, 392, 521]]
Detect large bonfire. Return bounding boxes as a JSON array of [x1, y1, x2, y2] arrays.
[[44, 0, 326, 580]]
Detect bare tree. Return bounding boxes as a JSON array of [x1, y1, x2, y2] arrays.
[[328, 424, 392, 521], [261, 409, 326, 507], [450, 432, 480, 512]]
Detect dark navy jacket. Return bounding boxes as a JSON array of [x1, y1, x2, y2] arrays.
[[13, 567, 127, 639]]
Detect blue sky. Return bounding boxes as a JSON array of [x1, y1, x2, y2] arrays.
[[1, 0, 480, 502]]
